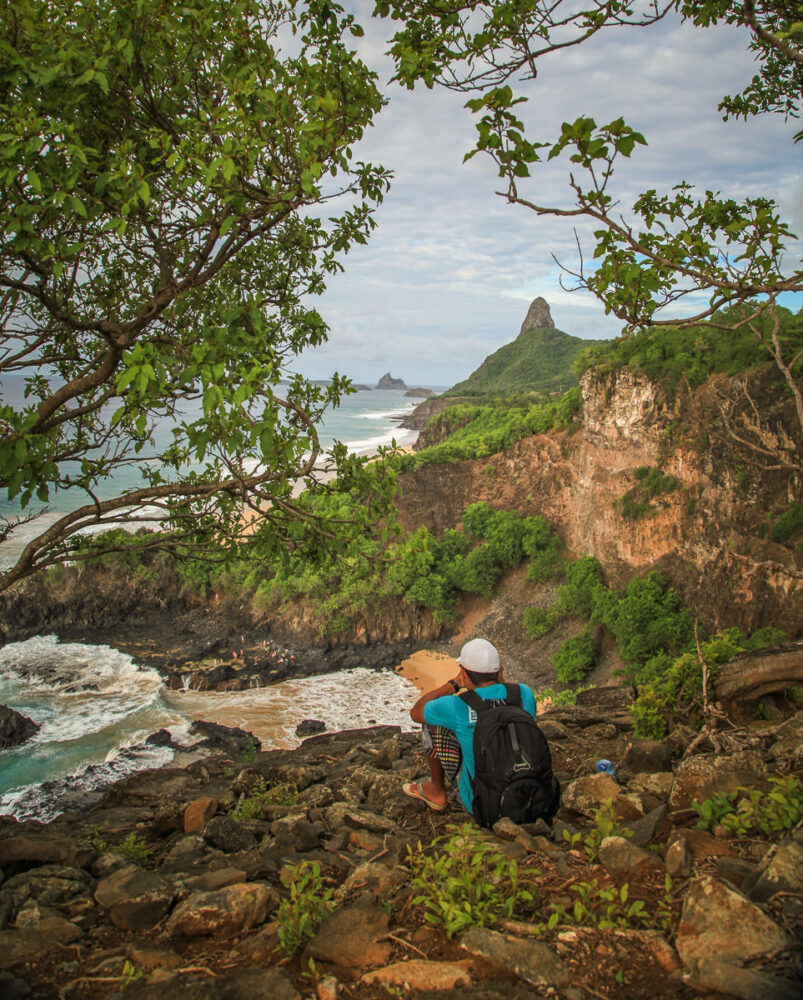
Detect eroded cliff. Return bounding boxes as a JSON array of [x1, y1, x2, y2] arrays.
[[397, 366, 802, 636]]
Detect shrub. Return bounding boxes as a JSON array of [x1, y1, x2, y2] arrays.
[[556, 556, 604, 617], [692, 776, 803, 837], [523, 605, 559, 639], [596, 572, 695, 682], [770, 503, 803, 544], [554, 627, 597, 683], [276, 861, 336, 956], [408, 823, 534, 938]]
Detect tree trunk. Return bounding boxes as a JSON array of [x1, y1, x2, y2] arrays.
[[715, 643, 803, 703]]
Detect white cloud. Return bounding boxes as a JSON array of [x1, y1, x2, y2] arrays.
[[294, 8, 802, 384]]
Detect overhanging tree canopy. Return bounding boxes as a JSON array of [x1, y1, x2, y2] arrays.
[[0, 0, 395, 590]]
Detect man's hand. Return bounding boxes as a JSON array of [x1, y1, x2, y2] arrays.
[[409, 669, 464, 724]]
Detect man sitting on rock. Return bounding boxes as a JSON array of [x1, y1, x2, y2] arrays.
[[402, 638, 538, 816]]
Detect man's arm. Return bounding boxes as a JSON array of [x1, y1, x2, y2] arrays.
[[410, 676, 462, 724]]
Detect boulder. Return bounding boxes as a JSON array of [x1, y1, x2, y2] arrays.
[[0, 834, 93, 869], [188, 720, 261, 756], [667, 828, 737, 860], [203, 816, 257, 854], [0, 929, 59, 969], [768, 713, 803, 765], [538, 720, 568, 741], [185, 868, 247, 893], [269, 814, 324, 853], [3, 864, 94, 906], [94, 867, 174, 931], [675, 876, 788, 969], [685, 957, 800, 1000], [459, 927, 568, 987], [374, 737, 403, 769], [0, 707, 40, 749], [323, 802, 399, 834], [626, 804, 668, 848], [629, 773, 674, 799], [362, 960, 472, 991], [745, 838, 803, 903], [183, 797, 218, 833], [0, 971, 31, 1000], [295, 719, 326, 736], [561, 773, 622, 818], [306, 899, 391, 967], [598, 836, 663, 880], [664, 839, 693, 879], [620, 739, 671, 775], [166, 882, 275, 939], [669, 751, 766, 810]]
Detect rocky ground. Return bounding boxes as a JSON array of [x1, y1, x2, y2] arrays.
[[0, 690, 801, 1000]]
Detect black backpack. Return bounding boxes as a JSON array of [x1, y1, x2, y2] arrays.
[[460, 684, 561, 829]]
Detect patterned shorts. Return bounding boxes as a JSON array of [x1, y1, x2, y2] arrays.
[[422, 724, 462, 786]]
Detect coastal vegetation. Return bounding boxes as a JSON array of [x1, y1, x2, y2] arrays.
[[400, 388, 582, 470]]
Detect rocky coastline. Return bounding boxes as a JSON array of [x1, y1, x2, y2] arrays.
[[0, 689, 800, 1000]]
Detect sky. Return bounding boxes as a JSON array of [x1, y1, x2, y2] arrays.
[[296, 4, 803, 387]]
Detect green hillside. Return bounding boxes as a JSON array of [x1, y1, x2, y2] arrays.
[[445, 325, 608, 397]]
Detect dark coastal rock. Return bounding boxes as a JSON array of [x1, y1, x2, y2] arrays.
[[619, 738, 671, 775], [202, 816, 257, 854], [188, 720, 261, 756], [376, 372, 406, 390], [295, 719, 326, 736], [668, 751, 767, 810], [0, 706, 40, 749], [94, 867, 174, 931], [0, 834, 93, 869], [110, 968, 300, 1000], [0, 971, 32, 1000]]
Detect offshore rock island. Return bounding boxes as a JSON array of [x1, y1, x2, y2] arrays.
[[0, 298, 802, 1000]]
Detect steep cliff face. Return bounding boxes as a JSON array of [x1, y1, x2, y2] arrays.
[[397, 367, 803, 636]]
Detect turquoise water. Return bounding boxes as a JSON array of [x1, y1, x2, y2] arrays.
[[0, 635, 418, 822]]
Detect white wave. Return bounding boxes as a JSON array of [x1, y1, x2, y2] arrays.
[[1, 742, 176, 823], [353, 406, 415, 420], [0, 635, 164, 743], [163, 666, 420, 749]]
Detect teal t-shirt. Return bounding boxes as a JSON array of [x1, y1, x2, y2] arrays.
[[422, 683, 537, 814]]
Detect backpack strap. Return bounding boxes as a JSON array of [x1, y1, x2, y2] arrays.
[[458, 689, 487, 713], [459, 684, 523, 713], [504, 683, 523, 708]]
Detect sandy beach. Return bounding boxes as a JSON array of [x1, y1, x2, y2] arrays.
[[396, 649, 456, 694]]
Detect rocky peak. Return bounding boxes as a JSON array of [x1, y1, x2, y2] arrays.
[[376, 372, 406, 390], [520, 297, 555, 334]]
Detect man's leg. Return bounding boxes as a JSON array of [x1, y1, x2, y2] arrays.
[[420, 752, 448, 807], [417, 725, 462, 807]]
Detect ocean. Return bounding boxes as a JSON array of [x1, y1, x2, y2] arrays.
[[0, 387, 436, 821]]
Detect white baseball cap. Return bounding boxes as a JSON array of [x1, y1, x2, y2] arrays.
[[457, 638, 500, 674]]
